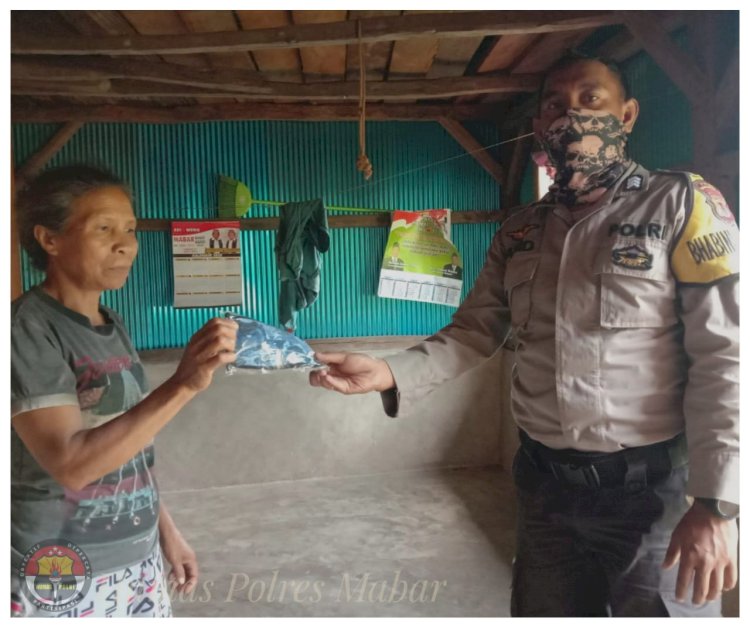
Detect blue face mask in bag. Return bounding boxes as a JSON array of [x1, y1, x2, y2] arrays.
[[225, 314, 322, 373]]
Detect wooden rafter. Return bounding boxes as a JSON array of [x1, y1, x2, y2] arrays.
[[13, 78, 113, 94], [438, 117, 504, 183], [12, 56, 263, 86], [502, 123, 533, 208], [345, 10, 399, 82], [15, 122, 84, 185], [620, 11, 708, 106], [135, 210, 503, 233], [293, 10, 347, 79], [11, 11, 621, 56], [236, 10, 301, 82], [12, 75, 541, 102], [11, 150, 22, 301], [11, 101, 501, 123], [12, 57, 539, 99], [595, 12, 685, 62]]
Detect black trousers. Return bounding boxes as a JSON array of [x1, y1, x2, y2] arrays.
[[510, 447, 722, 617]]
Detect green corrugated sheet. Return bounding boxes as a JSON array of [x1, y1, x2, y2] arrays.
[[13, 121, 501, 349]]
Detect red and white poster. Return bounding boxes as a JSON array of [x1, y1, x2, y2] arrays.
[[172, 220, 242, 308]]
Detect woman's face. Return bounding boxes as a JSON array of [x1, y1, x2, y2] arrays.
[[43, 186, 138, 292], [228, 230, 236, 239]]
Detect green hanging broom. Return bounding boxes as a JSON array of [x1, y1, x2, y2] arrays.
[[218, 175, 253, 218]]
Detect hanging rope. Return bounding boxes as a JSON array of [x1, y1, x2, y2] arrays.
[[356, 20, 373, 181]]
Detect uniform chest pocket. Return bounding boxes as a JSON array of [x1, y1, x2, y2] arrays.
[[595, 241, 677, 328], [505, 255, 540, 328]]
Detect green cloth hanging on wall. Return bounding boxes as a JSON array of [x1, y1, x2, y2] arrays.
[[275, 199, 330, 331]]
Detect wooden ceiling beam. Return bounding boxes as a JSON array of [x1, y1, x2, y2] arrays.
[[11, 58, 539, 100], [620, 11, 708, 107], [12, 56, 264, 87], [595, 12, 685, 62], [12, 11, 621, 56], [135, 210, 504, 233], [12, 59, 540, 100], [502, 122, 534, 208], [438, 117, 504, 183], [11, 101, 502, 123], [12, 78, 112, 94], [15, 122, 85, 185], [11, 81, 533, 102]]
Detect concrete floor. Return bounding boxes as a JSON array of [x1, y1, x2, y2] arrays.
[[162, 466, 739, 618], [162, 466, 517, 617]]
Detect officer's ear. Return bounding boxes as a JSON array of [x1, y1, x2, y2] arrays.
[[622, 98, 639, 134]]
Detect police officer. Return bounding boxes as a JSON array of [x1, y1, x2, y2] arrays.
[[309, 53, 739, 617]]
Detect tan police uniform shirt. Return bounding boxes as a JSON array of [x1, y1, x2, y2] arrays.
[[382, 162, 739, 504]]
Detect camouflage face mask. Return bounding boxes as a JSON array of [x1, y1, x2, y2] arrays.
[[540, 108, 630, 208]]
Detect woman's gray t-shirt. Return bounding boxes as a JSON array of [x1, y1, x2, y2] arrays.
[[11, 287, 159, 574]]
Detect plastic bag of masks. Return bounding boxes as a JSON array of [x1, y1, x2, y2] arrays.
[[225, 313, 322, 374]]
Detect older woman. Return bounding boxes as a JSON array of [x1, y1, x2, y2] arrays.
[[11, 165, 238, 617]]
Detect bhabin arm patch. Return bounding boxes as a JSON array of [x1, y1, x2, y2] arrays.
[[671, 174, 739, 284]]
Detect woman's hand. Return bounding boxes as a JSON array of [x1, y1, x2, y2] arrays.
[[159, 514, 199, 595], [309, 352, 396, 394], [170, 318, 238, 393]]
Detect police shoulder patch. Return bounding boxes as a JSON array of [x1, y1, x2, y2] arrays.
[[671, 174, 739, 283]]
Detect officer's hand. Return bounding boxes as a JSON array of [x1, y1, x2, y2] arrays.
[[309, 352, 395, 395], [663, 502, 738, 605], [170, 318, 238, 393]]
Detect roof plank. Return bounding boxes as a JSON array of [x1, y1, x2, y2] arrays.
[[12, 11, 621, 55], [178, 10, 256, 71], [292, 10, 348, 80], [511, 28, 596, 73], [345, 10, 400, 81], [120, 10, 210, 69], [477, 34, 540, 72], [236, 10, 301, 82]]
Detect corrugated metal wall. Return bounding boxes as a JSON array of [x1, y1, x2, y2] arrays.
[[13, 121, 501, 349], [623, 48, 693, 170]]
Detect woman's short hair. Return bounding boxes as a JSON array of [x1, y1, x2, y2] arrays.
[[16, 164, 131, 271]]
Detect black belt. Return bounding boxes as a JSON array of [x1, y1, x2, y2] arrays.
[[518, 430, 687, 491]]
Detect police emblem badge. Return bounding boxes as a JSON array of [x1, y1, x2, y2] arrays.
[[612, 245, 653, 270]]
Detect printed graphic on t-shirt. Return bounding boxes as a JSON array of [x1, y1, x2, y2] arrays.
[[61, 445, 158, 545], [62, 353, 158, 544]]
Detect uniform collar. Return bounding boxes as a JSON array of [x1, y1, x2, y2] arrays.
[[612, 162, 650, 199], [544, 161, 647, 223]]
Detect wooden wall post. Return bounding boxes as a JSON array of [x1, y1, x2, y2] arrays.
[[11, 148, 23, 300]]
